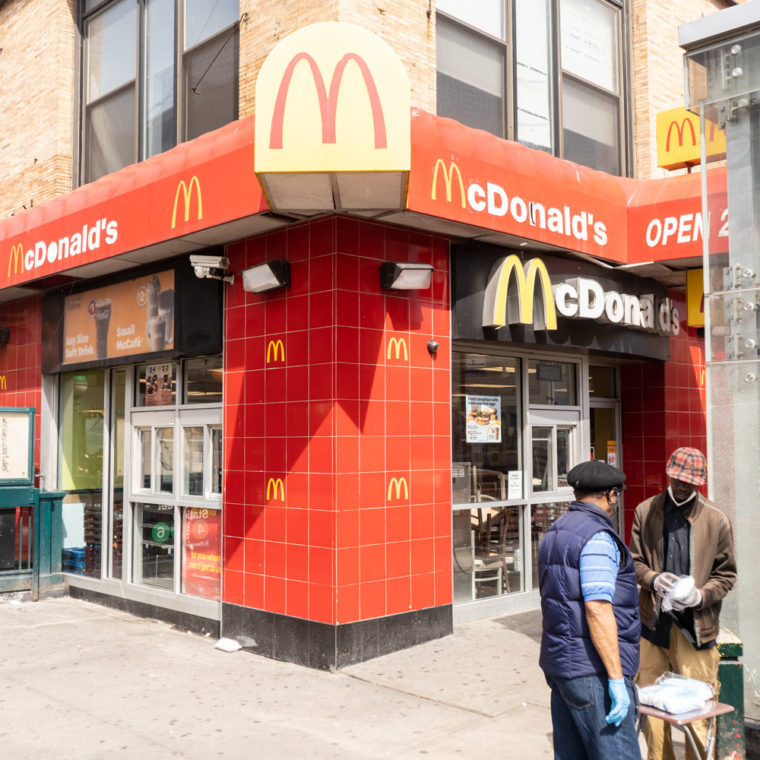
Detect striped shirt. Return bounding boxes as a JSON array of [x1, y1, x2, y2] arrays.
[[579, 530, 620, 602]]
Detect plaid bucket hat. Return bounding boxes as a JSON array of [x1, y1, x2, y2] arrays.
[[666, 447, 707, 486]]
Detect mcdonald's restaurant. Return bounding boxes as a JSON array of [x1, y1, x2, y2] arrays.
[[0, 22, 714, 667]]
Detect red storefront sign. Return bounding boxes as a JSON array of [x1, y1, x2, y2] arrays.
[[1, 106, 729, 289], [1, 118, 268, 288], [407, 110, 632, 262]]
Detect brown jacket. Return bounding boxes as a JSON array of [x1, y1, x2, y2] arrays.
[[629, 491, 736, 646]]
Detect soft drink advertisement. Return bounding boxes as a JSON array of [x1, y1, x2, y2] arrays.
[[62, 270, 175, 364], [182, 507, 221, 600]]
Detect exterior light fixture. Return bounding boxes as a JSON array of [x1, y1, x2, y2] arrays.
[[241, 259, 291, 293], [380, 261, 434, 291]]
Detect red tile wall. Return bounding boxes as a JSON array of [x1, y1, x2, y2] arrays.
[[621, 290, 705, 541], [222, 217, 452, 625], [0, 297, 42, 474]]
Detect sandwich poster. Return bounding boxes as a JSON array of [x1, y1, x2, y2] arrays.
[[465, 395, 502, 443]]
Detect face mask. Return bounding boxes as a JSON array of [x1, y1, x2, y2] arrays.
[[668, 485, 697, 507]]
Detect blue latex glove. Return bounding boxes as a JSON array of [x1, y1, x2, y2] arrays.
[[606, 678, 630, 727]]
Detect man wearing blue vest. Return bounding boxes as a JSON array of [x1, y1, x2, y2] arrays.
[[539, 460, 641, 759]]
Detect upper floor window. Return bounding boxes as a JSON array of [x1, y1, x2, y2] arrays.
[[436, 0, 626, 175], [81, 0, 239, 184]]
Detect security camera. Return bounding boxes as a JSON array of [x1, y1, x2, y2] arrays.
[[190, 254, 229, 270], [189, 254, 233, 284]]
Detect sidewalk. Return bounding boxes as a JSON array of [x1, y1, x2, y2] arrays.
[[0, 596, 670, 759]]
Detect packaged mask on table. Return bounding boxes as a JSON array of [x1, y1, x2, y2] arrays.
[[638, 672, 714, 715]]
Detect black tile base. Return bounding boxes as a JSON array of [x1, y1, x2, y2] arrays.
[[746, 718, 760, 759], [221, 603, 453, 670], [68, 585, 220, 638]]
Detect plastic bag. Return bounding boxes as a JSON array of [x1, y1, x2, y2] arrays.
[[638, 672, 714, 715], [661, 575, 695, 612]]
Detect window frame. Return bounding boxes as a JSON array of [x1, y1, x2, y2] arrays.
[[77, 0, 240, 185], [435, 0, 632, 176]]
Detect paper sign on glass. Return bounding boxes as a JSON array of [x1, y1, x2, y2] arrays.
[[465, 395, 502, 443], [0, 408, 34, 484], [508, 471, 522, 500]]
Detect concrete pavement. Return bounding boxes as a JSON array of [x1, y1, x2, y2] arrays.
[[0, 595, 673, 759]]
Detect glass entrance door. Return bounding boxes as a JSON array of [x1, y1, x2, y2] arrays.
[[589, 403, 621, 530], [528, 409, 580, 589]]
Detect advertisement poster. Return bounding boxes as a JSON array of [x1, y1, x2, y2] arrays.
[[144, 362, 174, 407], [465, 395, 502, 443], [63, 270, 175, 364], [607, 441, 617, 468], [182, 508, 221, 600]]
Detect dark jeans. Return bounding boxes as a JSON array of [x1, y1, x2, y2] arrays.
[[547, 673, 640, 760]]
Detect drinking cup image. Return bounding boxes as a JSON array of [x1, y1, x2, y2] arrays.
[[158, 288, 175, 345], [93, 298, 112, 359], [146, 275, 161, 319], [146, 314, 167, 351]]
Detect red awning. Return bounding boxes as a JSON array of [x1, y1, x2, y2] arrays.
[[0, 116, 276, 294], [1, 108, 720, 300]]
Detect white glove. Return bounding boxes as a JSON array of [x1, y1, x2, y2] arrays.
[[653, 572, 679, 598], [671, 587, 701, 611]]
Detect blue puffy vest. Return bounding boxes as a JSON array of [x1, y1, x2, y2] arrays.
[[538, 501, 640, 679]]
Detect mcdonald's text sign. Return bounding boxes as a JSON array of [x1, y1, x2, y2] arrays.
[[656, 107, 726, 170], [255, 22, 410, 176], [482, 255, 680, 336]]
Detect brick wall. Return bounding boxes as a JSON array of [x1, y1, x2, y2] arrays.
[[631, 0, 739, 179], [238, 0, 436, 118], [0, 0, 75, 218]]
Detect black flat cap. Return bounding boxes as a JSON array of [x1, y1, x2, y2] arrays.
[[567, 460, 626, 491]]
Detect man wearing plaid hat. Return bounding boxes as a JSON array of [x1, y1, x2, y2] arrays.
[[630, 447, 736, 760]]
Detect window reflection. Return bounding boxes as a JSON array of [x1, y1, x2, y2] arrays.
[[183, 427, 204, 496], [528, 360, 577, 405], [156, 427, 174, 493], [453, 505, 523, 602], [59, 370, 105, 579], [557, 427, 570, 488], [531, 426, 553, 492], [452, 353, 521, 504], [531, 501, 571, 589], [136, 503, 174, 590], [184, 355, 223, 404]]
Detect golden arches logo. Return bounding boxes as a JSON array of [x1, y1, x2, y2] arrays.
[[266, 339, 285, 364], [8, 244, 25, 277], [665, 119, 697, 151], [431, 159, 466, 208], [387, 476, 409, 501], [270, 52, 387, 151], [482, 255, 557, 331], [266, 477, 285, 502], [386, 336, 408, 361], [0, 376, 6, 390], [171, 176, 203, 229]]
